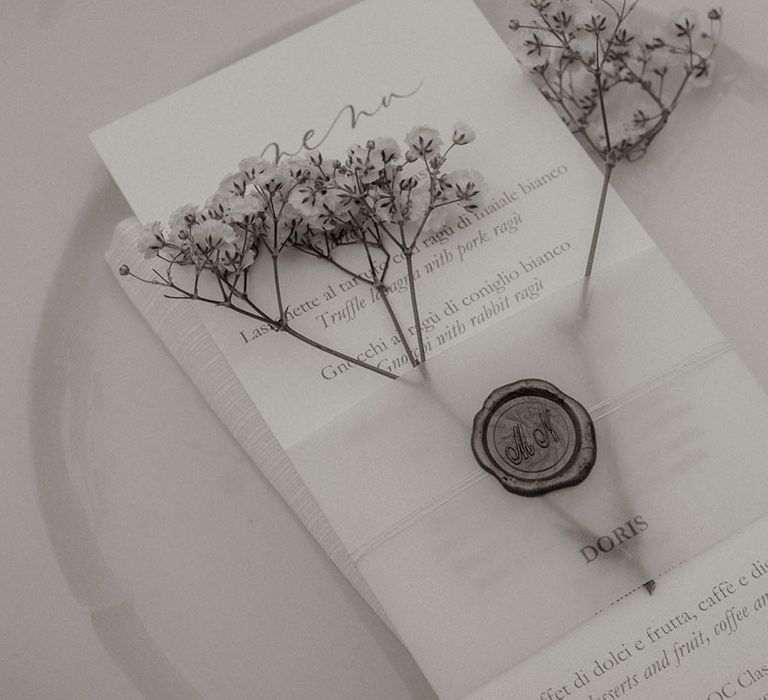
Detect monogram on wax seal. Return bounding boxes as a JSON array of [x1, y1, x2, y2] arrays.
[[471, 379, 596, 497]]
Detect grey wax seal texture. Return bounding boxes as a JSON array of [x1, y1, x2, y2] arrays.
[[471, 379, 596, 497]]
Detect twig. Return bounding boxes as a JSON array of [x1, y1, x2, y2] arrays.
[[584, 161, 614, 277], [404, 250, 426, 362]]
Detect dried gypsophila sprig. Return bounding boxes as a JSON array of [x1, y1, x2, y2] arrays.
[[119, 123, 486, 379], [293, 124, 484, 364], [508, 1, 723, 275]]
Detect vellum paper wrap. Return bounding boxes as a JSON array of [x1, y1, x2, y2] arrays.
[[109, 217, 768, 699], [287, 247, 768, 700]]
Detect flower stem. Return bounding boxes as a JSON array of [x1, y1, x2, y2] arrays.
[[271, 254, 286, 326], [358, 232, 419, 368], [160, 266, 395, 380], [595, 37, 612, 153], [377, 283, 419, 367], [404, 250, 426, 363], [167, 278, 397, 380], [584, 161, 614, 278]]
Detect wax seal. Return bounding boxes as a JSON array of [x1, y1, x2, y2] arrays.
[[471, 379, 596, 497]]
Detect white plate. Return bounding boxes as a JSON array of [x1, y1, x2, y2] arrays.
[[27, 3, 768, 698]]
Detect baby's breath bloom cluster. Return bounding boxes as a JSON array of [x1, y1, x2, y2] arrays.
[[508, 1, 722, 275], [121, 123, 485, 378]]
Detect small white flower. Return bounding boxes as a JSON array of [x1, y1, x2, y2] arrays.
[[373, 179, 429, 225], [289, 185, 324, 224], [321, 185, 358, 225], [368, 136, 401, 170], [602, 59, 621, 79], [346, 144, 379, 183], [422, 203, 457, 234], [507, 31, 557, 69], [386, 183, 429, 224], [405, 125, 443, 158], [190, 219, 237, 254], [282, 156, 313, 182], [441, 169, 486, 211], [217, 243, 256, 274], [638, 26, 664, 50], [346, 143, 368, 166], [167, 204, 198, 244], [225, 194, 263, 224], [408, 185, 431, 222], [628, 95, 662, 132], [668, 8, 699, 37], [574, 5, 615, 35], [239, 156, 275, 184], [690, 57, 713, 88], [273, 201, 312, 246], [200, 192, 231, 220], [262, 161, 292, 193], [218, 172, 249, 197], [137, 221, 168, 258], [242, 157, 287, 193], [238, 249, 257, 271], [304, 150, 332, 178], [451, 122, 476, 145]]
